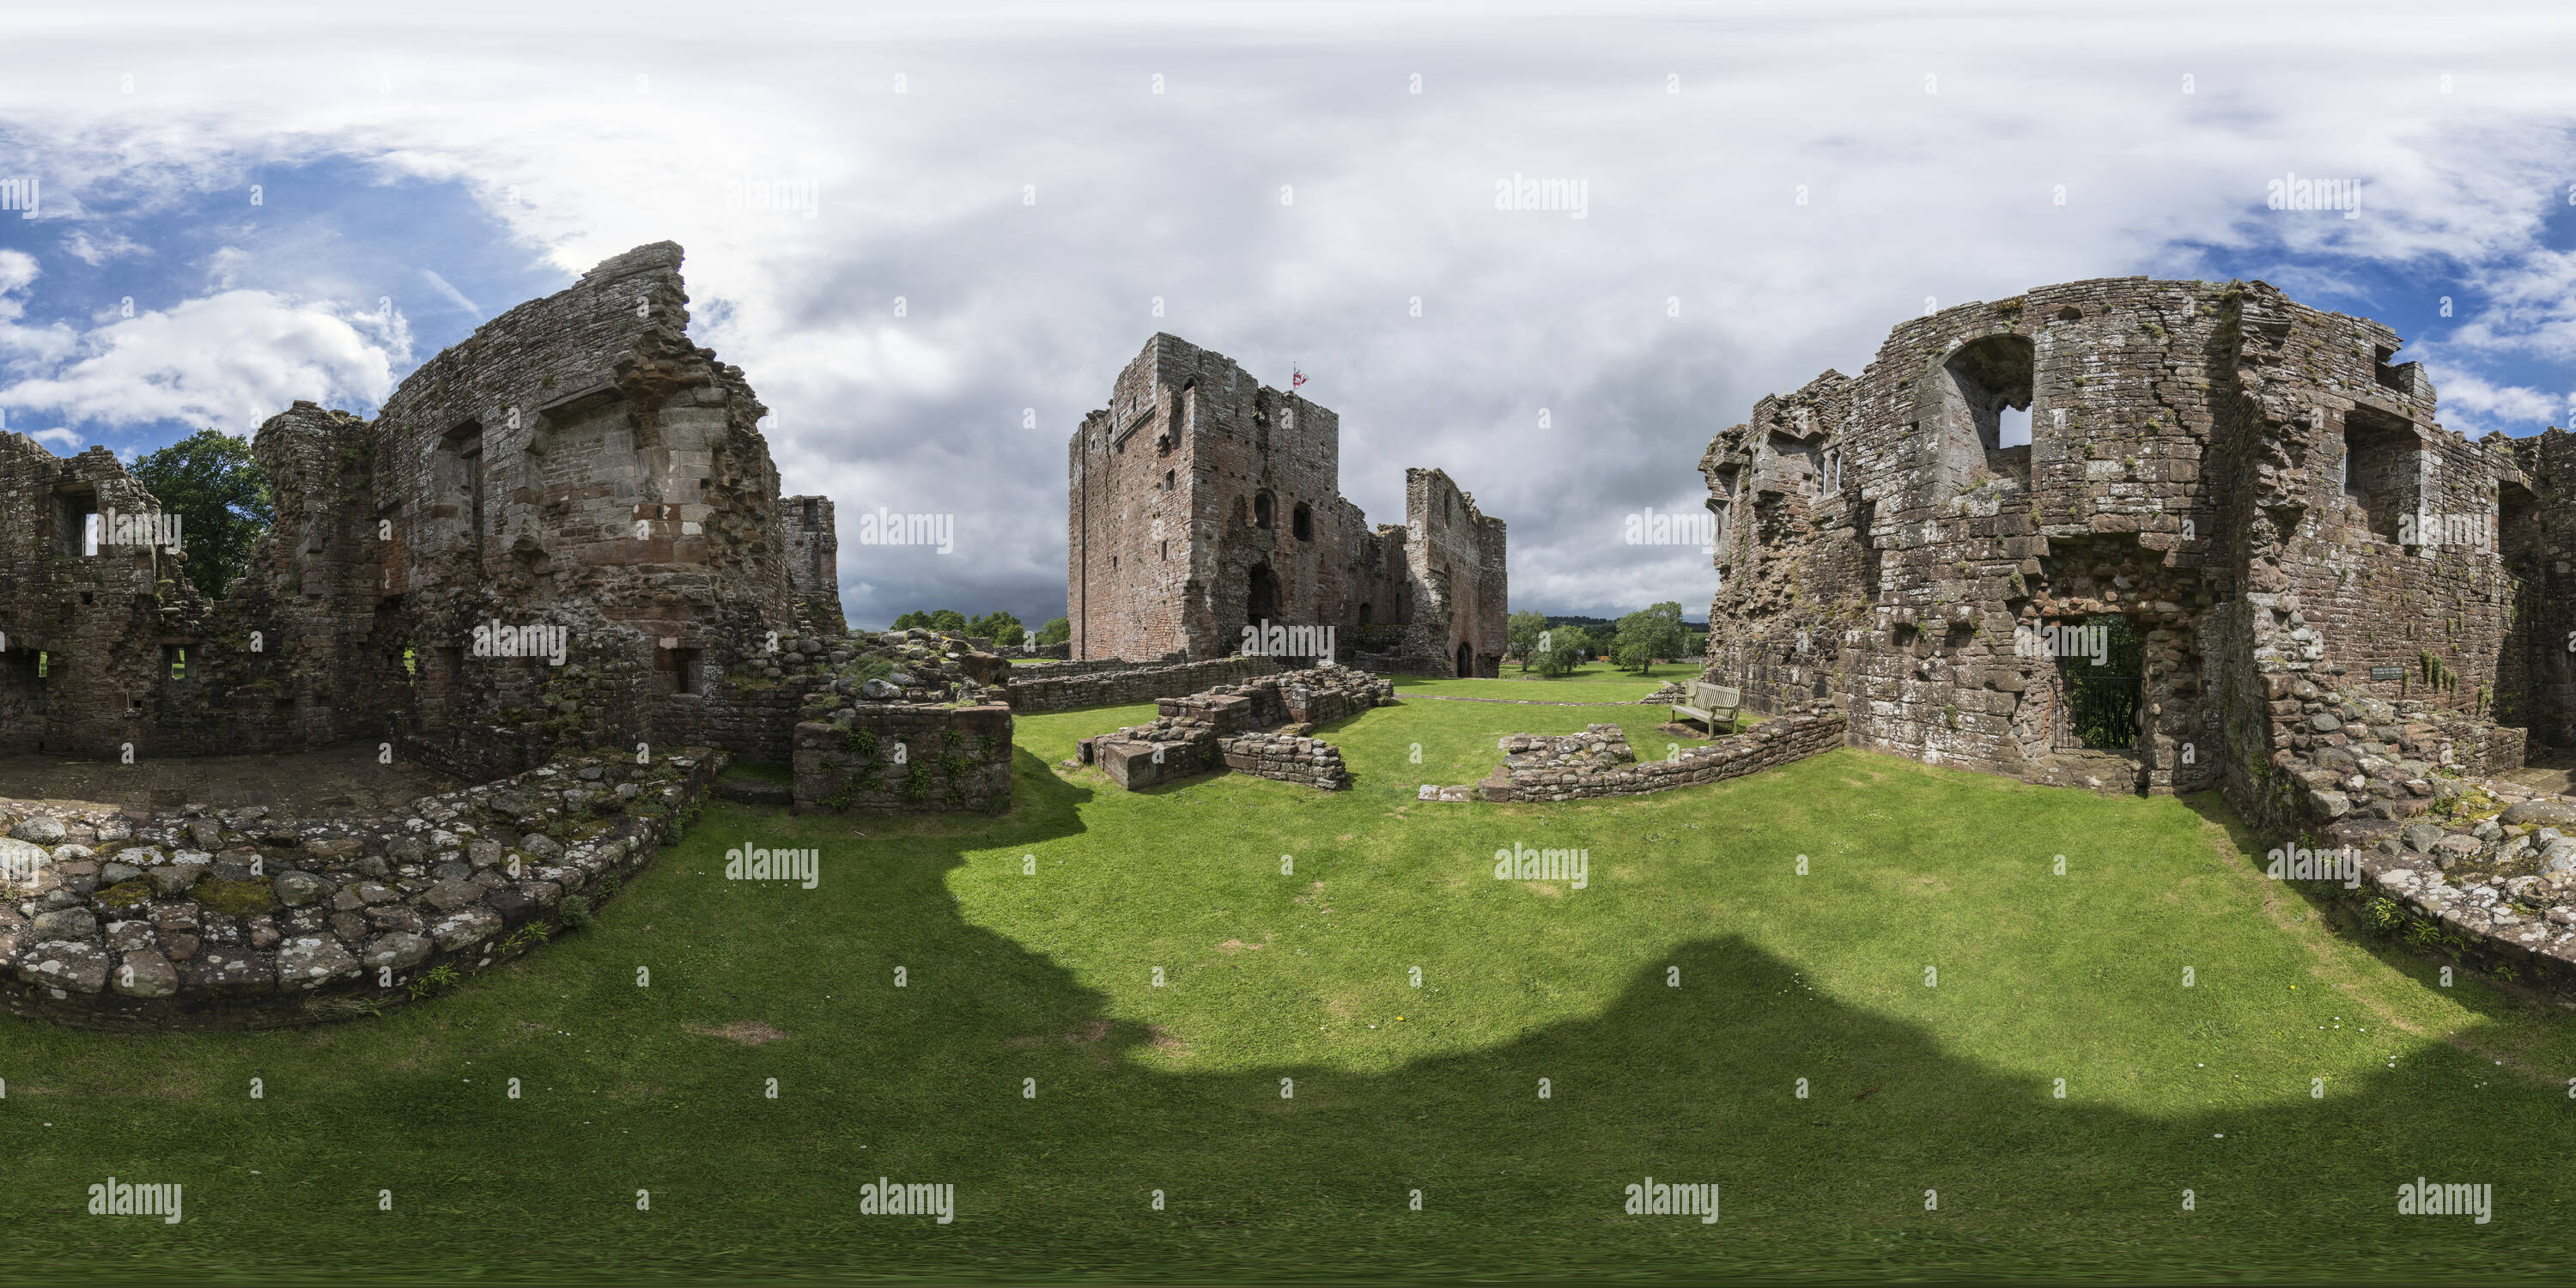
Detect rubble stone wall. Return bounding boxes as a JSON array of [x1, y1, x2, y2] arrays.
[[0, 750, 720, 1030], [1467, 711, 1847, 804], [1006, 655, 1278, 712], [790, 703, 1013, 815]]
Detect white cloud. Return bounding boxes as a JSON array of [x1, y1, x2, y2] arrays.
[[3, 3, 2575, 620], [59, 228, 148, 266], [31, 427, 80, 451], [0, 289, 407, 433]]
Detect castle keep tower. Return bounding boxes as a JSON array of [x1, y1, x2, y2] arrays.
[[1066, 334, 1506, 675]]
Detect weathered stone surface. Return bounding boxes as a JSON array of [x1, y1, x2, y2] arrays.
[[2500, 799, 2576, 827], [275, 937, 362, 991], [18, 940, 110, 993], [361, 931, 434, 972], [30, 908, 100, 941], [419, 879, 484, 912], [273, 870, 330, 907], [428, 907, 504, 952], [1065, 334, 1505, 678], [112, 951, 179, 998]]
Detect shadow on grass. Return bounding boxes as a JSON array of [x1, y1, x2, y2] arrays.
[[3, 760, 2569, 1282]]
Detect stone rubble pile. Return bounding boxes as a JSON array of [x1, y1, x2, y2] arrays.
[[1415, 705, 1846, 804], [2269, 685, 2576, 988], [1077, 666, 1392, 791]]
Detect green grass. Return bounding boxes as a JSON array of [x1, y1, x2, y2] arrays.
[[4, 696, 2571, 1281], [1394, 659, 1671, 702]]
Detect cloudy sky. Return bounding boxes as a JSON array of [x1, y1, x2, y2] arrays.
[[2, 1, 2573, 629]]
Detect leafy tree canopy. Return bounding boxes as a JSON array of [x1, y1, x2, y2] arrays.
[[130, 428, 272, 600]]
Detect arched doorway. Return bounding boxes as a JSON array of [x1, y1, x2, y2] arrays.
[[1455, 641, 1473, 677], [1247, 564, 1279, 629]]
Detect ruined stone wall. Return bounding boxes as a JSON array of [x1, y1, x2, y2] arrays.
[[1067, 334, 1504, 674], [781, 495, 846, 636], [790, 703, 1012, 814], [0, 438, 200, 757], [1005, 655, 1279, 713], [1469, 710, 1846, 804], [1394, 469, 1507, 676], [374, 241, 799, 759], [1701, 276, 2540, 802], [0, 245, 846, 793]]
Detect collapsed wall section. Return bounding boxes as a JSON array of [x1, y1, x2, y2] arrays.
[[1699, 276, 2538, 806]]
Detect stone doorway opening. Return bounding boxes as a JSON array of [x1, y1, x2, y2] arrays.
[[1455, 641, 1473, 677], [2051, 613, 2143, 752], [1246, 564, 1279, 628]]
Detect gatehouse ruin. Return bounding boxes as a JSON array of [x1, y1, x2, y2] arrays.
[[1066, 334, 1508, 677]]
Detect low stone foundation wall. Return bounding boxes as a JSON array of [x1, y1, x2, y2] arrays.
[[1007, 656, 1279, 712], [392, 720, 557, 785], [1415, 708, 1845, 803], [1075, 666, 1390, 791], [2251, 683, 2576, 994], [791, 703, 1013, 814], [0, 749, 722, 1031], [1217, 731, 1352, 789]]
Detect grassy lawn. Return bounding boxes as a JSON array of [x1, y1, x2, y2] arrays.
[[4, 696, 2571, 1281], [1393, 659, 1675, 702]]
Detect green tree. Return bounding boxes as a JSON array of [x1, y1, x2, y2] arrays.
[[1506, 609, 1548, 671], [927, 609, 968, 633], [1612, 602, 1688, 675], [129, 428, 272, 600], [1035, 617, 1071, 647], [1531, 623, 1587, 677], [968, 611, 1026, 647], [892, 611, 927, 630]]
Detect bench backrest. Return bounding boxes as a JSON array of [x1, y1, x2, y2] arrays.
[[1693, 683, 1741, 713]]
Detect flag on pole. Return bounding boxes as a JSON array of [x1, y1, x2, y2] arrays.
[[1291, 363, 1306, 391]]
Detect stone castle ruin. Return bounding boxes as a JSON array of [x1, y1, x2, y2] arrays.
[[1067, 334, 1507, 677], [1698, 276, 2568, 813], [0, 243, 1026, 1029], [0, 242, 849, 780]]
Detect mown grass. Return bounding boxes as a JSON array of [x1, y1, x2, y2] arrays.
[[3, 696, 2571, 1282], [1391, 659, 1670, 702]]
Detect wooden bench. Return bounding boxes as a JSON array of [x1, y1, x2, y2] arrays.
[[1672, 681, 1741, 735]]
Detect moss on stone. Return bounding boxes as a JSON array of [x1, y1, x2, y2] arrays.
[[196, 878, 280, 914]]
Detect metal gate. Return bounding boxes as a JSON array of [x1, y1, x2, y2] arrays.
[[2052, 614, 2143, 751]]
